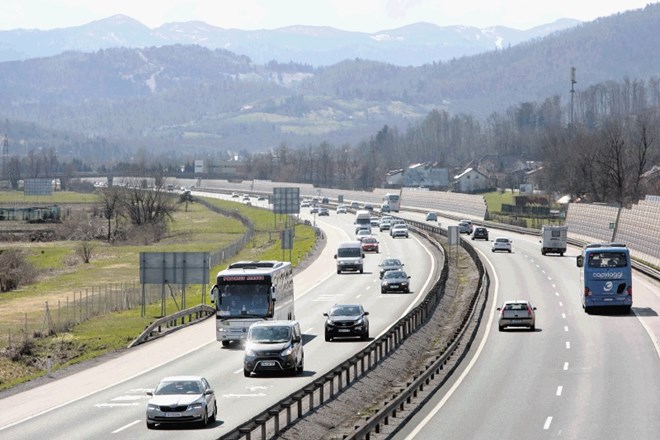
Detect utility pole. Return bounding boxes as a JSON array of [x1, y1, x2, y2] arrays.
[[570, 66, 577, 126]]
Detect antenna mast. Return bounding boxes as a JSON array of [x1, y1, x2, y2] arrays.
[[570, 66, 577, 126]]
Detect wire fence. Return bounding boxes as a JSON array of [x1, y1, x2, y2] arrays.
[[2, 198, 257, 351]]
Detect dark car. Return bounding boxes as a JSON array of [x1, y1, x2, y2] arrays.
[[324, 304, 369, 341], [472, 227, 489, 240], [378, 258, 404, 279], [243, 321, 304, 377], [381, 269, 411, 293]]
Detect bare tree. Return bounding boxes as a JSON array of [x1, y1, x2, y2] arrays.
[[97, 186, 124, 242]]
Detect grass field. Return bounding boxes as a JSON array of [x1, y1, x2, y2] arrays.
[[0, 191, 317, 390]]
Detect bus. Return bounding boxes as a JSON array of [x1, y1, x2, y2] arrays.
[[383, 192, 401, 212], [210, 260, 294, 346], [576, 243, 632, 313]]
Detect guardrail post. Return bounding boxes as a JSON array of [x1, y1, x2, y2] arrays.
[[268, 409, 280, 435], [238, 427, 252, 440], [255, 416, 267, 439], [282, 400, 293, 425]]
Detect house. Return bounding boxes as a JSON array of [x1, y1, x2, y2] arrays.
[[453, 167, 492, 193], [385, 163, 449, 189]]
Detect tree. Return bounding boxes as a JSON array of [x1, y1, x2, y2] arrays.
[[97, 187, 124, 242]]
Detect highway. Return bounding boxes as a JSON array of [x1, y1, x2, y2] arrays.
[[0, 195, 440, 439], [394, 212, 660, 440]]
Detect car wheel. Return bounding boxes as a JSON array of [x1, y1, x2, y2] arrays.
[[560, 252, 565, 256], [542, 249, 546, 255], [337, 269, 341, 274], [199, 408, 209, 428], [243, 368, 251, 377], [361, 330, 369, 341], [405, 287, 410, 293], [359, 267, 363, 274], [530, 324, 536, 331], [209, 402, 217, 422], [498, 326, 504, 331], [296, 355, 304, 374], [508, 249, 511, 253], [381, 288, 386, 293], [221, 340, 230, 347], [146, 421, 156, 430], [325, 333, 331, 342], [491, 249, 495, 252]]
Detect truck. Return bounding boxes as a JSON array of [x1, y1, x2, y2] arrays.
[[540, 225, 568, 256]]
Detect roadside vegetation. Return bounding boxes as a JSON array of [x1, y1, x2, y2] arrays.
[[0, 190, 316, 391]]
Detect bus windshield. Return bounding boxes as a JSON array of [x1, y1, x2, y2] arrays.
[[217, 283, 271, 317]]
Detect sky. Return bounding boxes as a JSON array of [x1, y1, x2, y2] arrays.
[[0, 0, 656, 32]]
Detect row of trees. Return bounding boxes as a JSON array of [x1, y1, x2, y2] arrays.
[[242, 77, 660, 205]]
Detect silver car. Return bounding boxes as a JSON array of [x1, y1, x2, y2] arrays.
[[146, 376, 217, 429], [497, 300, 536, 331]]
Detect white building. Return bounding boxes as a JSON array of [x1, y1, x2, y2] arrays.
[[453, 167, 491, 193]]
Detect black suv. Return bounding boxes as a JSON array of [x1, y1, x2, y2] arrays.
[[472, 227, 489, 240], [324, 304, 369, 341]]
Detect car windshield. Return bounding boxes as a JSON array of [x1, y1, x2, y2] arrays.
[[338, 247, 361, 257], [155, 380, 201, 395], [249, 326, 291, 343], [496, 238, 509, 243], [382, 259, 401, 266], [363, 238, 377, 243], [330, 306, 361, 316], [384, 271, 404, 279], [504, 302, 530, 311]]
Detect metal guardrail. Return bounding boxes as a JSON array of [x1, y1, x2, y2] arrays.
[[218, 220, 488, 440], [128, 304, 215, 348]]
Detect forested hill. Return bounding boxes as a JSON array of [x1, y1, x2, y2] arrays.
[[0, 4, 659, 158]]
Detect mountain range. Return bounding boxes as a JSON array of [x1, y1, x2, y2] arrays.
[[0, 14, 581, 67], [0, 4, 659, 161]]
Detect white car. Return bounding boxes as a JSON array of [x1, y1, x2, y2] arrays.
[[356, 229, 372, 242], [491, 237, 513, 253], [146, 376, 217, 429], [390, 224, 409, 238]]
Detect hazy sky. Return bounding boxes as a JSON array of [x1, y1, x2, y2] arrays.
[[0, 0, 656, 32]]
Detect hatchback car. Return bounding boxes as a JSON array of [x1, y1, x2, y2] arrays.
[[472, 227, 489, 240], [337, 206, 347, 214], [390, 224, 409, 238], [497, 300, 537, 331], [378, 258, 404, 278], [492, 237, 513, 252], [370, 217, 380, 227], [381, 270, 411, 293], [318, 208, 329, 216], [361, 236, 379, 253], [146, 376, 217, 429], [379, 220, 392, 231], [425, 212, 438, 221], [458, 221, 473, 234], [324, 304, 369, 341], [356, 229, 372, 242], [310, 206, 319, 214]]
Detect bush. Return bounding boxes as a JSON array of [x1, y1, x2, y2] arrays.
[[0, 249, 37, 292]]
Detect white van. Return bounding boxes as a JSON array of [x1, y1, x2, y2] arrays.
[[354, 210, 372, 234], [334, 241, 365, 274]]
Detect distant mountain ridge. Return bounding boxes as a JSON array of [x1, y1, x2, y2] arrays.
[[0, 15, 581, 66]]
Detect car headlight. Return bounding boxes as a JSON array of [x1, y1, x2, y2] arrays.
[[188, 402, 204, 410], [280, 345, 293, 356], [147, 404, 159, 411], [245, 348, 256, 357]]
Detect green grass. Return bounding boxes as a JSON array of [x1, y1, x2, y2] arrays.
[[0, 190, 98, 204], [483, 190, 515, 214], [0, 193, 317, 390]]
